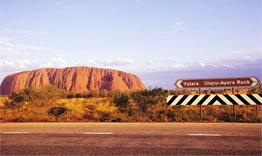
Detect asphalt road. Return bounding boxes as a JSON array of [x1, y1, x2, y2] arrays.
[[1, 123, 261, 155]]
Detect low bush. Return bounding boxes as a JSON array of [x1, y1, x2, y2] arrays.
[[75, 93, 83, 98], [113, 93, 130, 113], [131, 87, 168, 112], [66, 93, 75, 98], [48, 106, 67, 116], [5, 85, 63, 108]]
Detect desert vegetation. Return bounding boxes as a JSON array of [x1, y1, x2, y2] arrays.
[[0, 85, 261, 122]]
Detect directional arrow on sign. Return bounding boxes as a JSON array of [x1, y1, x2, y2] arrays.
[[251, 77, 259, 86], [175, 80, 183, 88]]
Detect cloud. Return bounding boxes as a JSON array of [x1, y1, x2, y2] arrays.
[[175, 22, 183, 26], [0, 56, 70, 82], [200, 62, 206, 67], [0, 59, 38, 69], [146, 60, 154, 65], [85, 58, 135, 67], [195, 56, 262, 70], [2, 28, 49, 36], [53, 57, 67, 65], [17, 59, 38, 69], [172, 21, 185, 32], [0, 58, 40, 83], [0, 36, 69, 81], [161, 21, 186, 34], [138, 53, 262, 73], [103, 58, 134, 66], [0, 56, 135, 80], [40, 57, 68, 68], [0, 37, 49, 56]]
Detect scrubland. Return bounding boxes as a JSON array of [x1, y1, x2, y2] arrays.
[[0, 86, 261, 122]]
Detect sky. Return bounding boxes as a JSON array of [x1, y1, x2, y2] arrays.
[[0, 0, 261, 88]]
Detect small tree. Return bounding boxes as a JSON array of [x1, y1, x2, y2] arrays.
[[113, 93, 130, 113], [5, 85, 63, 108], [5, 87, 37, 108], [32, 85, 63, 106], [131, 88, 168, 112]]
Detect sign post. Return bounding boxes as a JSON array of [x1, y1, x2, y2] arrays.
[[199, 88, 202, 121], [256, 105, 258, 119], [200, 104, 202, 121], [232, 87, 236, 120]]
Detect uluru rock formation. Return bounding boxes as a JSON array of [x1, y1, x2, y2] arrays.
[[0, 67, 145, 95]]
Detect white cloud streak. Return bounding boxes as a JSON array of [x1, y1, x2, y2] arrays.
[[2, 28, 49, 36], [0, 36, 49, 56], [161, 21, 186, 34], [172, 21, 185, 33], [85, 58, 135, 67]]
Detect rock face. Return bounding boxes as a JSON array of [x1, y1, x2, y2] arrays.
[[0, 67, 145, 95]]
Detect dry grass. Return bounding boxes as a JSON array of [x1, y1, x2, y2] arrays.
[[0, 96, 8, 107], [0, 96, 261, 122], [56, 98, 116, 121], [0, 97, 117, 122]]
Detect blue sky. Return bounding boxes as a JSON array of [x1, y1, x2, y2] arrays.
[[0, 0, 261, 88]]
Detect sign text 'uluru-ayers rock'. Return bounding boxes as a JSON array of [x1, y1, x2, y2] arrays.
[[175, 77, 259, 88], [0, 67, 145, 95]]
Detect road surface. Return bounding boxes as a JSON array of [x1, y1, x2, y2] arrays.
[[1, 123, 261, 155]]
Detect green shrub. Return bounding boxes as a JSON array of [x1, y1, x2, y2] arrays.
[[148, 103, 168, 122], [48, 106, 67, 116], [5, 85, 63, 108], [84, 110, 99, 121], [32, 85, 63, 106], [131, 88, 168, 112], [218, 112, 233, 122], [75, 93, 83, 98], [89, 91, 99, 97], [113, 93, 130, 113], [5, 88, 37, 108], [83, 92, 90, 98], [98, 111, 111, 122], [66, 93, 75, 98]]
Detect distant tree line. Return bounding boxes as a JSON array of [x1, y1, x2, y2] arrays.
[[64, 86, 261, 99], [65, 90, 113, 98], [169, 86, 262, 95]]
